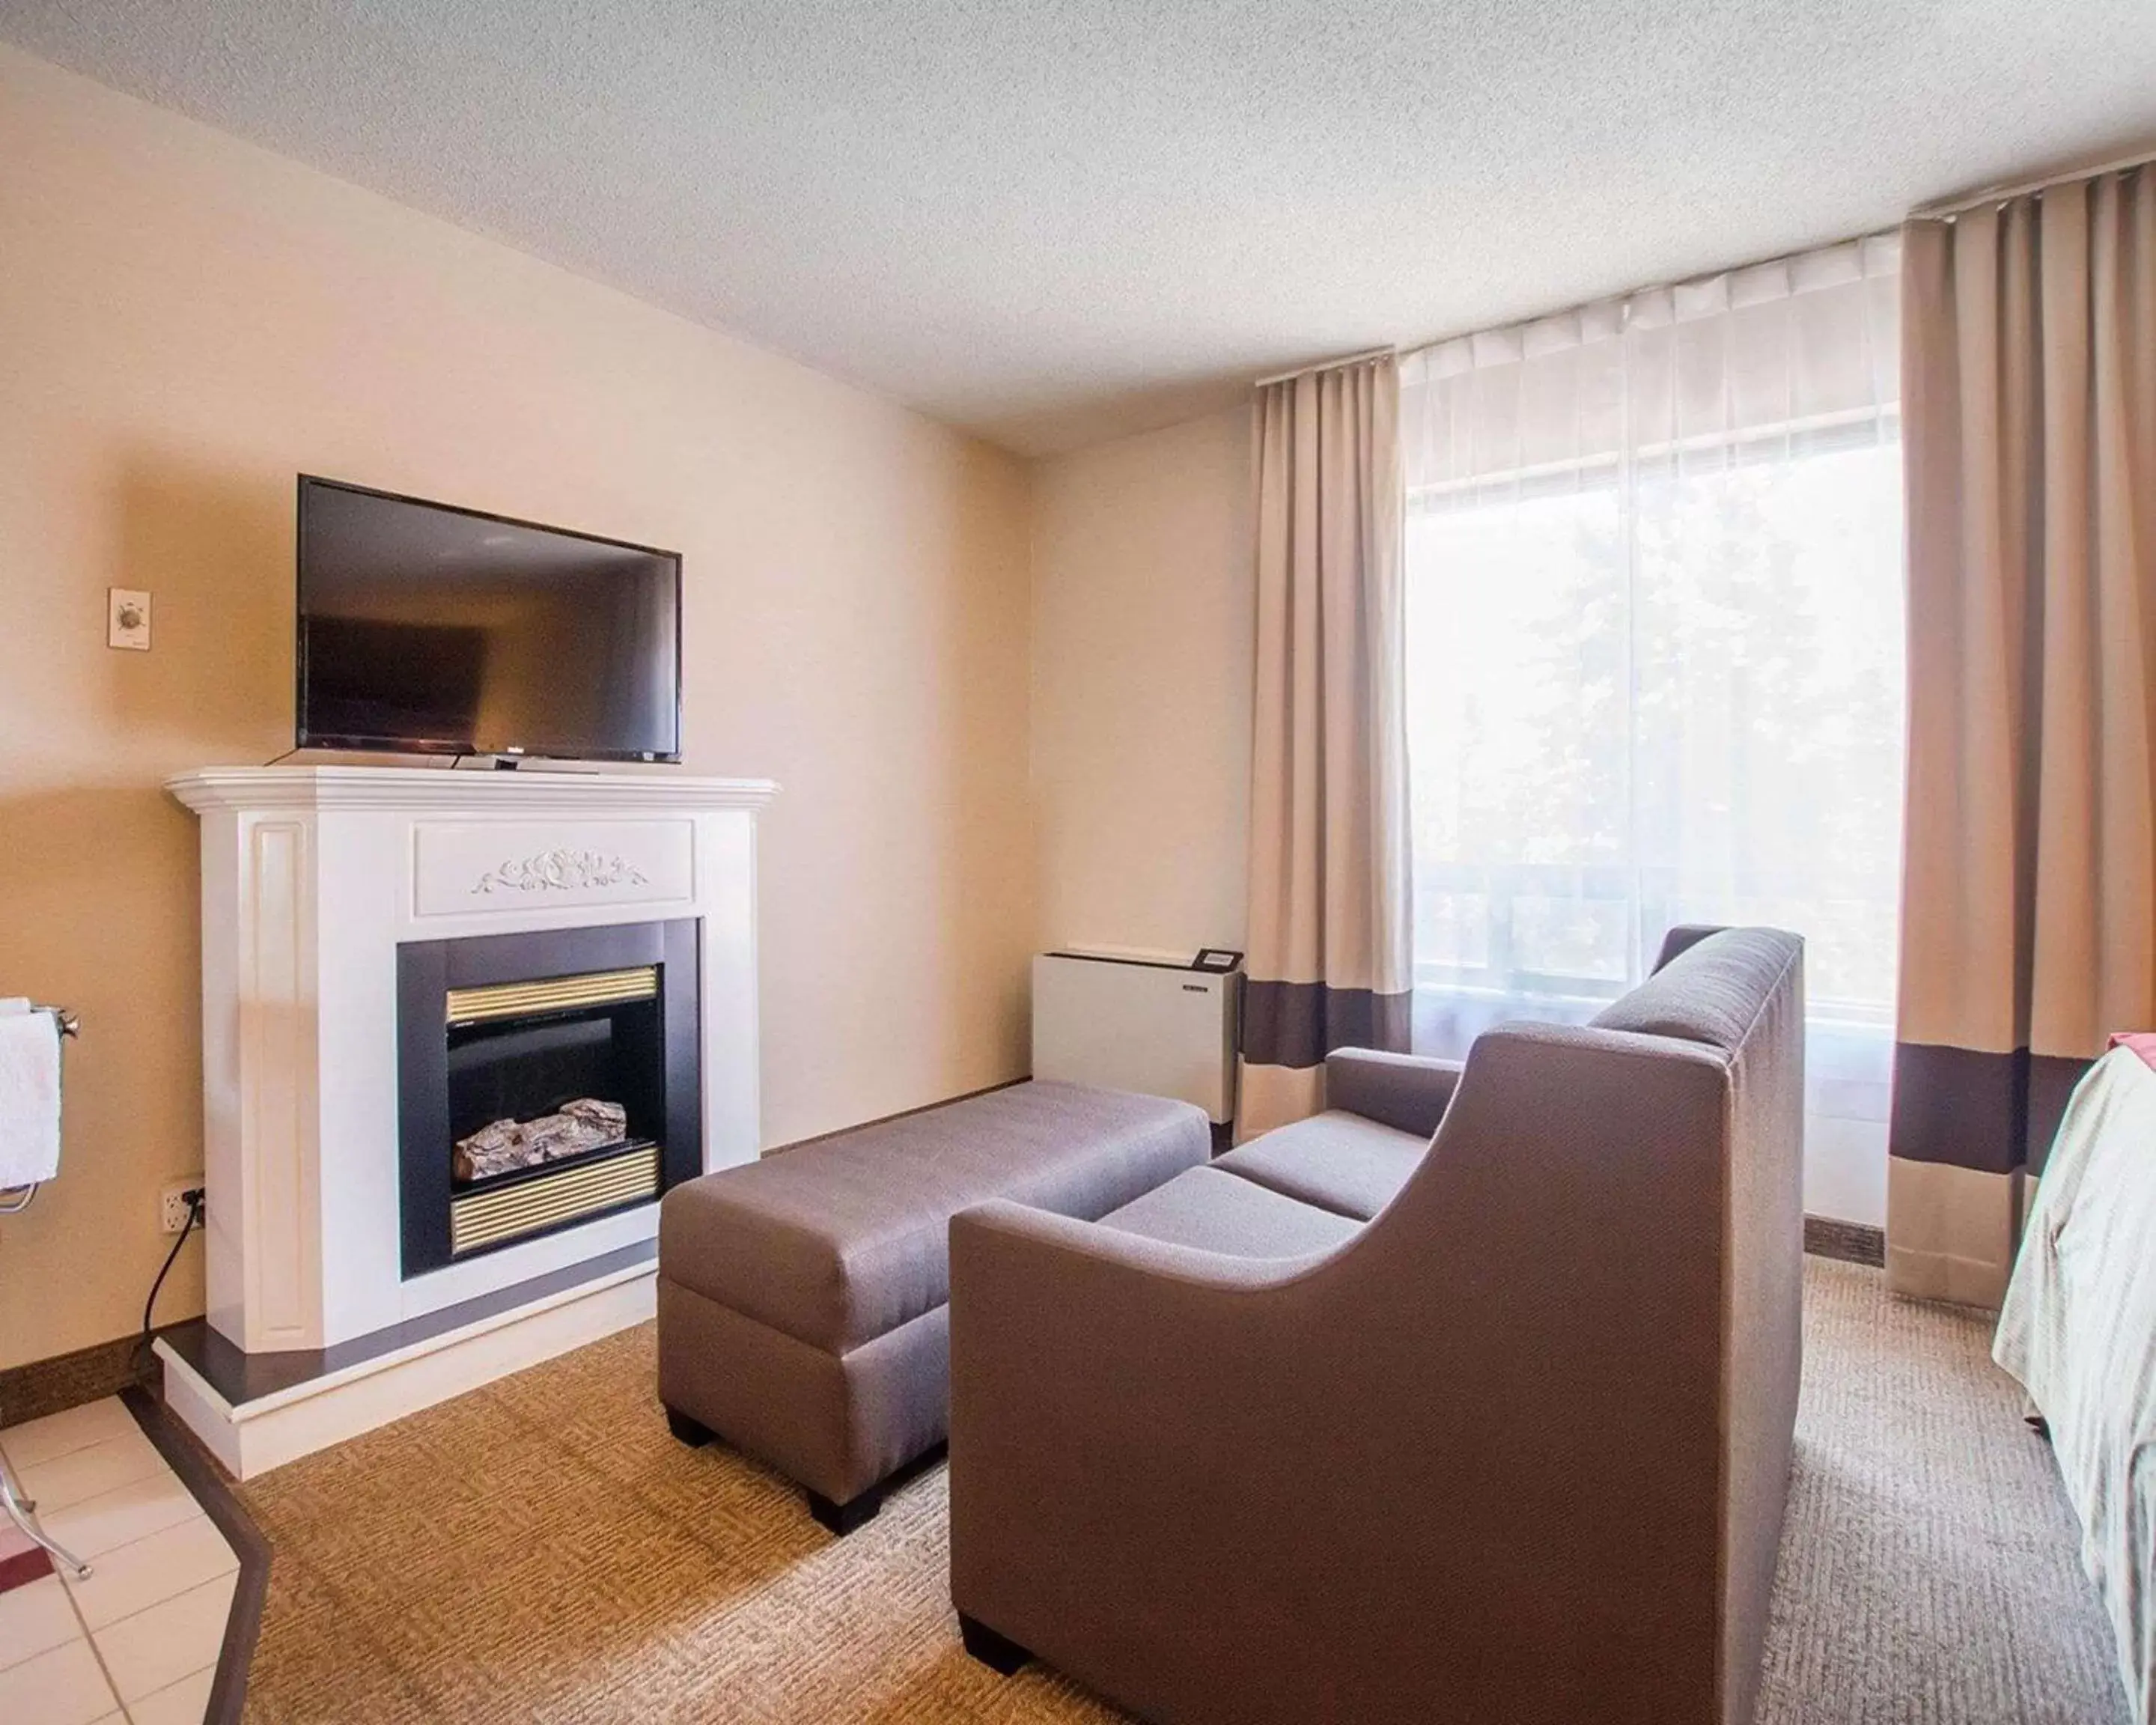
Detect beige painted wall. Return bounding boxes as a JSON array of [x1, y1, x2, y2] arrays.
[[0, 46, 1035, 1370], [1030, 407, 1255, 959]]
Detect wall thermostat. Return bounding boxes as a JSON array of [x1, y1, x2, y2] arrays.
[[108, 588, 151, 651]]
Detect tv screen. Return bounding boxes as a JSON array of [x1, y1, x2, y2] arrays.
[[296, 476, 681, 762]]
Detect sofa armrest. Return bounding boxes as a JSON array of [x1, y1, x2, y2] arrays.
[[946, 1199, 1336, 1675], [1323, 1047, 1464, 1137]]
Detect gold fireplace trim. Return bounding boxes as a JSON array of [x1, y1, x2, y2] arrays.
[[450, 1143, 660, 1256], [445, 965, 660, 1026]]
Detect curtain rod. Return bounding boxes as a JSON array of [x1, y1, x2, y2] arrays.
[[1911, 144, 2156, 221], [1252, 347, 1395, 389]]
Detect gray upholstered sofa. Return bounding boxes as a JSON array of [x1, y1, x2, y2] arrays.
[[948, 925, 1805, 1725]]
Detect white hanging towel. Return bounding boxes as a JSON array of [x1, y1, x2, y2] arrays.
[[0, 999, 61, 1189]]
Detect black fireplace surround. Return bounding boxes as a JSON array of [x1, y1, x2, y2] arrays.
[[398, 919, 701, 1278]]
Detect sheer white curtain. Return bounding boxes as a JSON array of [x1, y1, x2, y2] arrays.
[[1400, 235, 1904, 1223]]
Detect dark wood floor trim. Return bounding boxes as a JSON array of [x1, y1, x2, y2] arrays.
[[0, 1333, 155, 1429], [122, 1385, 269, 1725], [1804, 1215, 1886, 1268]]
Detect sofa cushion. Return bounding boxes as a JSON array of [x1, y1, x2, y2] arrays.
[[1213, 1110, 1425, 1220], [1098, 1166, 1362, 1257], [659, 1081, 1208, 1353], [1590, 927, 1799, 1051]]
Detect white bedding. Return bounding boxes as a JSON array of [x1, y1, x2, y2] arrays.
[[1995, 1045, 2156, 1723]]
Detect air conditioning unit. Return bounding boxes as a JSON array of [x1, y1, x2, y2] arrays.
[[1031, 951, 1241, 1125]]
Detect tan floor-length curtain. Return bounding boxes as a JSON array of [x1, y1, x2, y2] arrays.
[[1889, 164, 2156, 1305], [1239, 354, 1412, 1136]]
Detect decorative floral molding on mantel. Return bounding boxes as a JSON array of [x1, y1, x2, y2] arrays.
[[471, 848, 651, 895]]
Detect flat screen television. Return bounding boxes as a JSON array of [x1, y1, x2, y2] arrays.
[[296, 476, 682, 762]]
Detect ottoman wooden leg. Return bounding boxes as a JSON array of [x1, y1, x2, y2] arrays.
[[666, 1406, 713, 1447], [959, 1614, 1032, 1675], [806, 1482, 883, 1535]]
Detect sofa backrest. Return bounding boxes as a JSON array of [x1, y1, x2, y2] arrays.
[[1593, 925, 1803, 1050]]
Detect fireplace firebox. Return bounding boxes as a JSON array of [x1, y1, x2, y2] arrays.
[[398, 919, 701, 1278]]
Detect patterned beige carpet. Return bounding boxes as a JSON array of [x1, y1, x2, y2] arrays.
[[234, 1259, 2127, 1724]]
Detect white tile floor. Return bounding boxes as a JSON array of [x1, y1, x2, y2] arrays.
[[0, 1398, 234, 1725]]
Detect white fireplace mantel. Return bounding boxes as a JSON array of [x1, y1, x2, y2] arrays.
[[166, 764, 779, 815], [158, 764, 776, 1474]]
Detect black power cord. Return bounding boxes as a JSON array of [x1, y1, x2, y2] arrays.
[[135, 1187, 204, 1384]]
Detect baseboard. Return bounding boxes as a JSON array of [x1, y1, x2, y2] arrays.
[[1804, 1215, 1886, 1268], [0, 1330, 158, 1429]]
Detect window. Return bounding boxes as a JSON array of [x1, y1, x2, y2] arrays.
[[1400, 237, 1903, 1221]]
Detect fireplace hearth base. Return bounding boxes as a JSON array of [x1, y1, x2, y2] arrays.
[[157, 1243, 660, 1480]]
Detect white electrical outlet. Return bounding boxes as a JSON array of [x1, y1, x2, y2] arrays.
[[160, 1180, 204, 1235]]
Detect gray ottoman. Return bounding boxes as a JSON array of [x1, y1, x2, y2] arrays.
[[657, 1080, 1209, 1532]]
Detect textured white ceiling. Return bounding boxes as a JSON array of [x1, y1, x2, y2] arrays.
[[3, 1, 2154, 455]]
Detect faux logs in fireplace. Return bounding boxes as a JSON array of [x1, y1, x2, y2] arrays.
[[397, 919, 701, 1277]]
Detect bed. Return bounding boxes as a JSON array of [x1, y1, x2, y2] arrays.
[[1994, 1039, 2156, 1724]]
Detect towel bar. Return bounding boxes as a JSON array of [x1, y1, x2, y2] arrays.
[[0, 1003, 93, 1578], [0, 1004, 77, 1215]]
